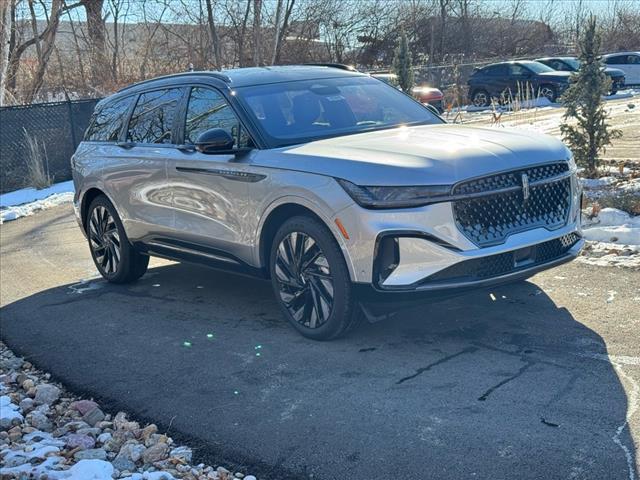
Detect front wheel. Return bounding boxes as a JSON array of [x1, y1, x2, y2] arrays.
[[86, 195, 149, 284], [269, 216, 359, 340], [471, 89, 490, 107]]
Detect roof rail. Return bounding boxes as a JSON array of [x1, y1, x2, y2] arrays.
[[117, 71, 232, 94], [302, 63, 358, 72]]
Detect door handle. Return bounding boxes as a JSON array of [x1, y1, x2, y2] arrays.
[[176, 144, 196, 153], [116, 141, 135, 149]]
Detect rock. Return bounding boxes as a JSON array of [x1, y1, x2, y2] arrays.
[[34, 384, 61, 405], [117, 440, 146, 463], [66, 433, 96, 450], [26, 387, 36, 397], [82, 407, 106, 426], [28, 411, 53, 431], [74, 448, 108, 460], [112, 456, 135, 472], [145, 433, 168, 447], [170, 446, 193, 463], [21, 379, 35, 391], [244, 476, 256, 480], [97, 432, 113, 444], [234, 473, 245, 479], [19, 397, 34, 414], [217, 466, 231, 480], [8, 426, 22, 443], [143, 442, 169, 463], [139, 424, 158, 441], [64, 420, 91, 431], [71, 399, 99, 415], [77, 427, 102, 437]]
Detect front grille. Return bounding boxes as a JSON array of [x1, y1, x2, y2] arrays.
[[453, 163, 571, 246], [424, 233, 580, 284]]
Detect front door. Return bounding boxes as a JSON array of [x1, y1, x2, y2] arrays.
[[165, 86, 258, 263]]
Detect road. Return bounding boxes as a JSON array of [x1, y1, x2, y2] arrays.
[[1, 205, 639, 480]]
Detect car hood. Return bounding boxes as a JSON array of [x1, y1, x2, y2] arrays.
[[254, 124, 571, 186]]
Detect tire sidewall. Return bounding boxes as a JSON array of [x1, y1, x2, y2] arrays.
[[269, 216, 353, 340]]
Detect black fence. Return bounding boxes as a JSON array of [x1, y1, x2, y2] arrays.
[[0, 98, 101, 194]]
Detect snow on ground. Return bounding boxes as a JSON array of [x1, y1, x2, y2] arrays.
[[580, 208, 640, 269], [0, 181, 74, 224]]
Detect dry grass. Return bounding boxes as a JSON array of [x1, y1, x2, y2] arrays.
[[23, 127, 51, 190]]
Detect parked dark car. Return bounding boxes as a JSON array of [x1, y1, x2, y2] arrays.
[[467, 61, 571, 107], [536, 56, 625, 94], [370, 72, 444, 112]]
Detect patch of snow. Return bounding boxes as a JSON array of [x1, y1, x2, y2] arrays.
[[0, 395, 23, 428], [581, 176, 618, 189], [1, 192, 74, 223], [0, 180, 74, 207], [0, 180, 75, 223]]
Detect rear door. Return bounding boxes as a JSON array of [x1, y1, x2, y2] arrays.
[[605, 54, 640, 85], [484, 64, 510, 97], [165, 85, 258, 263], [624, 54, 640, 84], [102, 87, 184, 241]]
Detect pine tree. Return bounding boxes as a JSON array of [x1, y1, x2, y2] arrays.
[[392, 31, 414, 95], [560, 16, 622, 178]]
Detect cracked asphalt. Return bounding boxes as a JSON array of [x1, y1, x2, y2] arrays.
[[1, 205, 639, 480]]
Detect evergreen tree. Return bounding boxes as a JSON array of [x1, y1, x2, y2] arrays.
[[392, 31, 414, 95], [560, 16, 622, 178]]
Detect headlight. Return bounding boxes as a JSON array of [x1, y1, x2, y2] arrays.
[[337, 179, 452, 209]]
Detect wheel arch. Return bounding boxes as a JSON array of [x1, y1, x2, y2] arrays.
[[257, 199, 356, 281], [79, 187, 120, 233]]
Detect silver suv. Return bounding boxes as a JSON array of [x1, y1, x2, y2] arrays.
[[72, 65, 583, 340]]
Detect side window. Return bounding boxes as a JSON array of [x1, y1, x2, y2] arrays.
[[85, 96, 134, 142], [126, 88, 182, 144], [509, 64, 528, 76], [486, 65, 507, 76], [184, 87, 249, 147], [629, 55, 640, 64], [605, 55, 623, 65]]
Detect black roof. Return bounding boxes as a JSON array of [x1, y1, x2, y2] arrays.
[[117, 65, 365, 94]]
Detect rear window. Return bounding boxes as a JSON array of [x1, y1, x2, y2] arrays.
[[483, 65, 508, 76], [126, 88, 183, 144], [84, 96, 135, 142]]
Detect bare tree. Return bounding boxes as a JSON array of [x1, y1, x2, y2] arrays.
[[252, 0, 261, 66], [205, 0, 222, 69], [0, 0, 12, 105]]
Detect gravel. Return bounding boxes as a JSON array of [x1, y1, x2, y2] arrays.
[[0, 342, 258, 480]]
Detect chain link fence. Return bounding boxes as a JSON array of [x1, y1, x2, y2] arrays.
[[0, 98, 101, 194]]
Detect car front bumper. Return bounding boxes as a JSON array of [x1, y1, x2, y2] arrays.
[[332, 169, 582, 288]]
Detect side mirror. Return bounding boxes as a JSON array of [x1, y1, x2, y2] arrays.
[[195, 128, 235, 154]]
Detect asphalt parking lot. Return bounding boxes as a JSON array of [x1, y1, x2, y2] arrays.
[[1, 204, 638, 480]]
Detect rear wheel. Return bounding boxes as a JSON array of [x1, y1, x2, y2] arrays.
[[269, 216, 359, 340], [86, 195, 148, 284], [538, 84, 557, 103]]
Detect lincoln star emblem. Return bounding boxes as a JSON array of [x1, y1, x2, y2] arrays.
[[521, 173, 530, 202]]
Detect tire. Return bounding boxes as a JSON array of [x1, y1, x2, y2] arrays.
[[471, 89, 490, 107], [86, 195, 149, 284], [538, 84, 557, 103], [269, 215, 359, 340]]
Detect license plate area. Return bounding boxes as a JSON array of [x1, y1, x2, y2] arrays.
[[513, 246, 535, 267]]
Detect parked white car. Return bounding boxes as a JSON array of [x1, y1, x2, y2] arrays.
[[602, 52, 640, 86]]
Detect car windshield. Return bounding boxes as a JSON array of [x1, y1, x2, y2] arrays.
[[525, 62, 556, 73], [563, 58, 581, 70], [235, 76, 441, 147]]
